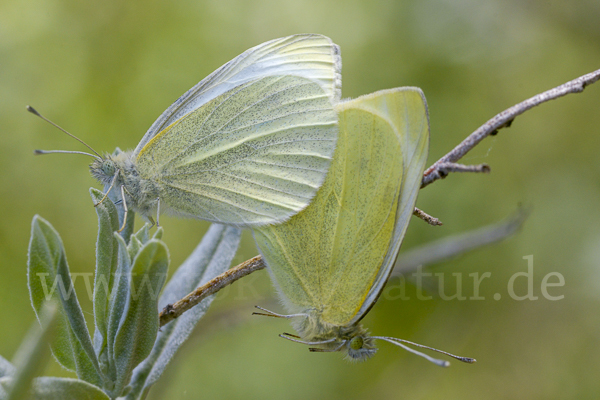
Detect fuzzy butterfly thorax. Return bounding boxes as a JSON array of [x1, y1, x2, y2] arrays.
[[90, 150, 160, 219]]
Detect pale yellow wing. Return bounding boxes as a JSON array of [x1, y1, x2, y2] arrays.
[[345, 88, 429, 324], [134, 34, 342, 227], [134, 34, 341, 155], [136, 75, 337, 226], [254, 88, 429, 326]]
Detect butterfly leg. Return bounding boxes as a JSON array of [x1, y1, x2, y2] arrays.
[[279, 333, 338, 347], [308, 342, 346, 353], [156, 197, 161, 227], [94, 170, 119, 207], [252, 305, 308, 319]]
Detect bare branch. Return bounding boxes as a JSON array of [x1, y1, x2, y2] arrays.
[[158, 68, 599, 326], [434, 162, 490, 177], [159, 209, 527, 327], [392, 208, 529, 276], [413, 207, 443, 226], [159, 255, 266, 327], [422, 68, 600, 188]]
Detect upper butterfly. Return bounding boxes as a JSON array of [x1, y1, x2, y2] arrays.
[[31, 34, 341, 227]]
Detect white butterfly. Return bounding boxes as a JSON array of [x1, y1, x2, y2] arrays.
[[35, 34, 342, 228]]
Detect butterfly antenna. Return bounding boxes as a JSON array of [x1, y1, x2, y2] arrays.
[[34, 149, 100, 158], [27, 105, 102, 159], [372, 336, 476, 367]]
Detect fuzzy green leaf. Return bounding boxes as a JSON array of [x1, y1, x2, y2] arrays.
[[5, 303, 57, 400], [126, 224, 241, 400], [90, 188, 120, 366], [27, 216, 103, 387], [1, 377, 109, 400], [112, 239, 168, 396], [105, 233, 131, 389], [128, 237, 143, 263], [151, 227, 163, 241], [0, 357, 14, 379], [134, 226, 150, 244], [0, 377, 9, 399]]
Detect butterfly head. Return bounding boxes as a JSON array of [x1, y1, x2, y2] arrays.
[[89, 150, 135, 187], [90, 156, 116, 185], [340, 324, 378, 361]]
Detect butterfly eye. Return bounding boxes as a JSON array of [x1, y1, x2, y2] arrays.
[[349, 336, 364, 351], [102, 160, 115, 176]]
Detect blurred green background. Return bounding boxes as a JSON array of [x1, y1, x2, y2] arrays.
[[2, 0, 599, 398]]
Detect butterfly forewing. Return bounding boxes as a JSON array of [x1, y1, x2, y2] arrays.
[[134, 34, 342, 155], [136, 75, 338, 226]]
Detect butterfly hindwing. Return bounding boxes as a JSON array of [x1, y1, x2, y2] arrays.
[[253, 88, 429, 327]]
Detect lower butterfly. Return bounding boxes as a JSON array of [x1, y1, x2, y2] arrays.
[[253, 87, 475, 365]]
